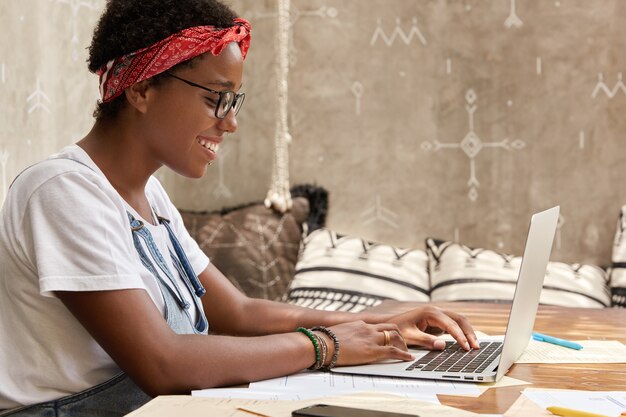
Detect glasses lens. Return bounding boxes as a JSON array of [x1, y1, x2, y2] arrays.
[[216, 92, 234, 119], [232, 94, 245, 116]]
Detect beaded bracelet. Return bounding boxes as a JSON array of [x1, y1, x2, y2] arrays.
[[314, 332, 328, 369], [311, 326, 340, 370], [296, 327, 322, 370]]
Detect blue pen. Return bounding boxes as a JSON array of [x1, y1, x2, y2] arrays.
[[532, 332, 583, 350]]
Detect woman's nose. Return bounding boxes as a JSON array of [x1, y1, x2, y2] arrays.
[[219, 109, 238, 134]]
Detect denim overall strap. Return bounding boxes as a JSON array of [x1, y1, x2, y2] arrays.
[[128, 212, 209, 334], [127, 214, 191, 311], [157, 216, 206, 297]]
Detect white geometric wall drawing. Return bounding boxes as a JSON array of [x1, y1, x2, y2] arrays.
[[361, 196, 399, 229], [446, 58, 452, 75], [27, 78, 52, 114], [0, 149, 9, 204], [50, 0, 101, 61], [504, 0, 523, 28], [51, 0, 100, 17], [536, 57, 542, 75], [245, 4, 337, 66], [289, 4, 337, 23], [591, 73, 626, 99], [421, 89, 526, 202], [351, 81, 364, 116], [370, 17, 427, 47], [246, 4, 337, 21]]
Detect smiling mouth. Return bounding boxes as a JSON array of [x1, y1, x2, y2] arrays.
[[198, 138, 220, 153]]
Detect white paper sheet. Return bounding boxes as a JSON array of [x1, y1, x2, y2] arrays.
[[516, 340, 626, 363], [522, 389, 626, 417], [248, 371, 481, 398]]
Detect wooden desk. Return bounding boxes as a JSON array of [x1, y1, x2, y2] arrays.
[[370, 301, 626, 415]]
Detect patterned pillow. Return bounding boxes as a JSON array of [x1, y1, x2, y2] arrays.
[[287, 228, 430, 312], [179, 197, 309, 301], [610, 205, 626, 308], [426, 238, 611, 308]]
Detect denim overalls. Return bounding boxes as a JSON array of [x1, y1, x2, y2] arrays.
[[1, 159, 209, 416]]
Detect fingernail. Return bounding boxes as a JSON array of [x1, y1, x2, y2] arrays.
[[433, 339, 446, 350]]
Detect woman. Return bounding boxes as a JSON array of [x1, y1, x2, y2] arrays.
[[0, 0, 479, 415]]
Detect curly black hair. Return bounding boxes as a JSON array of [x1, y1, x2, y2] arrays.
[[88, 0, 238, 120]]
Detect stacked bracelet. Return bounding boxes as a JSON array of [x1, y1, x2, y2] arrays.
[[314, 332, 328, 368], [311, 326, 340, 370], [296, 327, 322, 370]]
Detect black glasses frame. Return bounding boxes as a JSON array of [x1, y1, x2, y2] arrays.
[[164, 72, 245, 119]]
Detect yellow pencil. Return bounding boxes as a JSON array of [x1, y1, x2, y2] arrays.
[[547, 406, 612, 417], [236, 407, 270, 417]]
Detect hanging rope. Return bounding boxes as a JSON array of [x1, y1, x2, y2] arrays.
[[264, 0, 292, 213]]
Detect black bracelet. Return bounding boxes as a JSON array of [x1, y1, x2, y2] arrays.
[[311, 326, 339, 370]]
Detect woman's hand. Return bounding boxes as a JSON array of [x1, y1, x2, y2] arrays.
[[386, 305, 480, 351], [325, 321, 414, 366]]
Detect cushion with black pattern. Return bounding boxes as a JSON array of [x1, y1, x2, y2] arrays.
[[287, 228, 430, 312], [610, 205, 626, 307], [179, 184, 328, 301], [426, 238, 610, 308], [179, 197, 309, 301]]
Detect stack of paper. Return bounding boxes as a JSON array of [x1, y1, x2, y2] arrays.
[[517, 340, 626, 363], [504, 388, 626, 417]]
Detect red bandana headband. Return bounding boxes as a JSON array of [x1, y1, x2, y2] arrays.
[[96, 18, 251, 103]]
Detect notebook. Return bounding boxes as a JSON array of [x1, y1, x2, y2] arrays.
[[330, 206, 560, 383]]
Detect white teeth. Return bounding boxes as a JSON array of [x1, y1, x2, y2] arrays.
[[198, 139, 219, 153]]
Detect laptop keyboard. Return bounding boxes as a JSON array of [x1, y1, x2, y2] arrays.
[[406, 341, 503, 373]]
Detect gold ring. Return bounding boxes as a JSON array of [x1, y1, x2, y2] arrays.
[[383, 330, 391, 346]]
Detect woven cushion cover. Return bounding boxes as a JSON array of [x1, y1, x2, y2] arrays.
[[426, 238, 610, 308], [287, 228, 430, 312]]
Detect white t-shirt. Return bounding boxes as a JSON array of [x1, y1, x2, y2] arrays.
[[0, 145, 210, 409]]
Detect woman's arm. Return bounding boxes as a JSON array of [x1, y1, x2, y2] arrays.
[[199, 263, 479, 350], [57, 289, 312, 396], [57, 285, 412, 397]]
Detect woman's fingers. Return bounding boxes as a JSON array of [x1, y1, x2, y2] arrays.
[[425, 309, 479, 350], [397, 306, 480, 350], [372, 323, 411, 351], [442, 309, 480, 349]]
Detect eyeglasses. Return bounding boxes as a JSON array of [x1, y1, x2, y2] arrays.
[[164, 72, 245, 119]]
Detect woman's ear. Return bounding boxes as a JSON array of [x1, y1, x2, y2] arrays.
[[124, 80, 152, 114]]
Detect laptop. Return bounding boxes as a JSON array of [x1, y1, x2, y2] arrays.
[[331, 206, 560, 383]]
